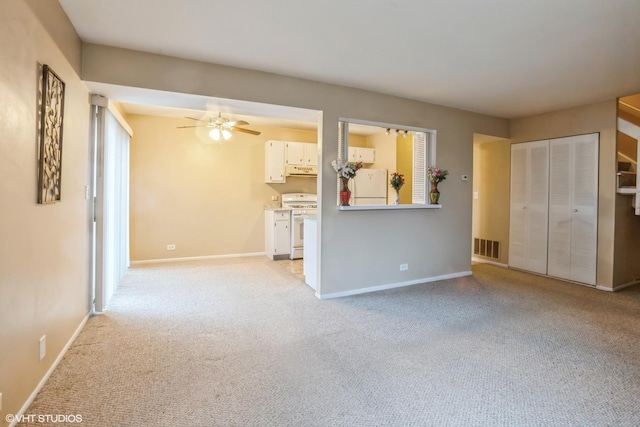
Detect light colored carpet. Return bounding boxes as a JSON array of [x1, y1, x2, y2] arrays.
[[21, 257, 640, 426]]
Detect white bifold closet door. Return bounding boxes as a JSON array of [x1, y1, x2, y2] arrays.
[[548, 133, 599, 285], [509, 140, 549, 274]]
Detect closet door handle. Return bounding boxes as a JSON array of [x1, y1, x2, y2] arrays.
[[573, 209, 578, 213]]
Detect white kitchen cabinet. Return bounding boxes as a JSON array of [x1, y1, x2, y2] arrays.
[[264, 209, 291, 260], [286, 142, 305, 165], [304, 143, 318, 166], [286, 142, 317, 166], [348, 147, 375, 163], [547, 133, 598, 285], [508, 139, 550, 275], [265, 140, 286, 183]]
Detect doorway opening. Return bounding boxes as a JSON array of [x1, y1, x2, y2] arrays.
[[471, 133, 510, 267]]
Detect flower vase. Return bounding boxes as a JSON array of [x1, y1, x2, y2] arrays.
[[340, 178, 351, 206], [394, 189, 400, 205], [429, 182, 440, 204]]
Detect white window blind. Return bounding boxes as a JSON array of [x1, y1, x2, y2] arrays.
[[337, 121, 347, 205], [412, 132, 427, 204]]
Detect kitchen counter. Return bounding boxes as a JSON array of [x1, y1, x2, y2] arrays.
[[263, 204, 291, 211]]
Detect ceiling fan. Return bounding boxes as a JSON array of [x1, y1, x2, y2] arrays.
[[177, 112, 261, 141]]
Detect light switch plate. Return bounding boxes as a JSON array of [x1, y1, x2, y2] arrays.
[[39, 335, 46, 361]]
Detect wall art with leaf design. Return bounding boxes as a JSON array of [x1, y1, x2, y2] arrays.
[[37, 64, 65, 204]]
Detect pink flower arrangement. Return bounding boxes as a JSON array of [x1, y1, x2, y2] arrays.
[[428, 166, 449, 183]]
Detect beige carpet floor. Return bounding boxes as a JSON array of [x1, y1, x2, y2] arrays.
[[21, 257, 640, 426]]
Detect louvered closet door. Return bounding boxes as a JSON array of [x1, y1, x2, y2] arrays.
[[526, 141, 550, 273], [509, 144, 528, 270], [548, 134, 598, 285], [508, 140, 549, 274]]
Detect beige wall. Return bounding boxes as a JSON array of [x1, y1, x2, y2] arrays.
[[128, 114, 318, 261], [472, 138, 511, 265], [613, 195, 640, 286], [82, 43, 509, 296], [0, 2, 91, 424], [613, 96, 640, 286], [510, 100, 618, 288], [348, 134, 367, 148], [396, 135, 413, 204]]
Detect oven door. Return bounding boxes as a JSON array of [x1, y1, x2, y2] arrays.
[[290, 214, 304, 259]]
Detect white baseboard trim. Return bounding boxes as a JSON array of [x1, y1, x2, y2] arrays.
[[598, 279, 640, 292], [130, 252, 266, 265], [472, 256, 508, 268], [11, 313, 90, 427], [316, 271, 473, 299]]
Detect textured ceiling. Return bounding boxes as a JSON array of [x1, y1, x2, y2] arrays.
[[60, 0, 640, 119]]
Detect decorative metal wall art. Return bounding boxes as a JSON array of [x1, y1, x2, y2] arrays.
[[37, 64, 65, 204]]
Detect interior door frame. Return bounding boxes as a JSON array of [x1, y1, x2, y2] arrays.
[[91, 95, 108, 313]]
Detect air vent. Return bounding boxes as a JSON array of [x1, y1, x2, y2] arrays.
[[473, 238, 500, 260]]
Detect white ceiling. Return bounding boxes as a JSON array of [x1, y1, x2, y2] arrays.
[[60, 0, 640, 121]]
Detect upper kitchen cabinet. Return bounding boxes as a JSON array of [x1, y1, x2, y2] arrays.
[[266, 140, 317, 183], [286, 142, 317, 166], [348, 146, 375, 163], [265, 140, 286, 183]]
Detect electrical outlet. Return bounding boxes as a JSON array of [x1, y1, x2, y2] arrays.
[[400, 263, 408, 271], [461, 174, 469, 181], [39, 335, 46, 361], [166, 244, 176, 251]]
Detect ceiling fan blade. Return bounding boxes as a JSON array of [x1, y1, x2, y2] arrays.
[[184, 116, 205, 121], [227, 120, 249, 126], [176, 125, 208, 129], [231, 126, 261, 135]]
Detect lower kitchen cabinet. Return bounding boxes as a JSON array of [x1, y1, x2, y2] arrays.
[[265, 209, 291, 260]]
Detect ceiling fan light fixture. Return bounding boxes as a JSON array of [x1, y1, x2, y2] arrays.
[[221, 129, 232, 140], [209, 127, 221, 141]]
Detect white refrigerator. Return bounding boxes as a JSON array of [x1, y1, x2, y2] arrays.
[[350, 169, 388, 205]]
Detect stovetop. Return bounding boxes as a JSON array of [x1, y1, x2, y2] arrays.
[[281, 193, 317, 210], [285, 204, 317, 209]]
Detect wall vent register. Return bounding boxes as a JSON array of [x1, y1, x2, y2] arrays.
[[474, 238, 500, 260]]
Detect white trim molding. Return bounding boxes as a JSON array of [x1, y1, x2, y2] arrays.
[[597, 279, 640, 293], [316, 271, 472, 299], [130, 252, 266, 265], [11, 314, 90, 427]]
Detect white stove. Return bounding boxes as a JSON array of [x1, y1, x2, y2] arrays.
[[281, 193, 317, 259]]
